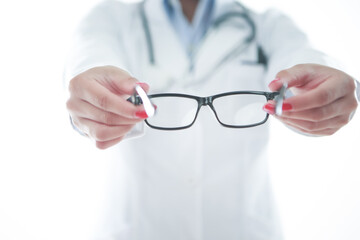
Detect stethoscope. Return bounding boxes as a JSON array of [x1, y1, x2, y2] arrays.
[[134, 1, 287, 119], [139, 0, 261, 68]]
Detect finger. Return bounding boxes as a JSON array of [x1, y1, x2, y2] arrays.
[[282, 79, 354, 112], [101, 66, 150, 94], [96, 137, 125, 150], [76, 117, 135, 142], [67, 97, 144, 126], [277, 115, 347, 133], [282, 121, 338, 136], [70, 75, 146, 118], [269, 64, 356, 112], [268, 65, 313, 92], [275, 116, 339, 136], [87, 82, 139, 118], [270, 64, 323, 90], [280, 96, 355, 121], [263, 100, 292, 115]]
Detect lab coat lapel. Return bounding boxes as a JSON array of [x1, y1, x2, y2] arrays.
[[142, 0, 257, 90], [143, 0, 189, 91]]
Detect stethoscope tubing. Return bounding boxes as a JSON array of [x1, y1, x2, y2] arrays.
[[139, 1, 256, 67]]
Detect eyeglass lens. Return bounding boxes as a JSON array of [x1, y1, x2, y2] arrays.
[[145, 93, 268, 129], [147, 96, 198, 129], [212, 94, 267, 126]]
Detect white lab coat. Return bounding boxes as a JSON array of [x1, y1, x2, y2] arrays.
[[65, 0, 329, 239]]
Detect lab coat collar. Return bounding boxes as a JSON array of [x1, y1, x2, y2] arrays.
[[144, 0, 240, 21], [142, 0, 189, 91], [142, 0, 252, 90]]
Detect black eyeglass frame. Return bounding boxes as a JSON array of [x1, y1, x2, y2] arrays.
[[131, 91, 279, 130]]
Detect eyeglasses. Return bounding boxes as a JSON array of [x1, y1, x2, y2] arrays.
[[130, 91, 279, 130]]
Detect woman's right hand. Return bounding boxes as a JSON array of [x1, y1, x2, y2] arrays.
[[66, 66, 149, 149]]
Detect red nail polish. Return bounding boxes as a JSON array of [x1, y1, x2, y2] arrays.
[[269, 78, 281, 86], [263, 103, 275, 115], [282, 103, 293, 111], [135, 110, 148, 119], [136, 82, 149, 89]]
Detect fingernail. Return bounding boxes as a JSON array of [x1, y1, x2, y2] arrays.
[[269, 78, 281, 86], [136, 82, 149, 89], [263, 103, 275, 115], [282, 103, 293, 111], [135, 110, 148, 119]]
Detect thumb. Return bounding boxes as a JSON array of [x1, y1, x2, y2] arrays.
[[102, 66, 150, 95], [268, 64, 320, 92]]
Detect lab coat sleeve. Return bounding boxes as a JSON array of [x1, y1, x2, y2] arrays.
[[256, 10, 360, 135], [255, 9, 334, 86], [63, 0, 133, 86], [64, 1, 144, 139], [257, 9, 360, 103]]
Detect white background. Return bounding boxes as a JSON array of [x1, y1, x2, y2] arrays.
[[0, 0, 359, 239]]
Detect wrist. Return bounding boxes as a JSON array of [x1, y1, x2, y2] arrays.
[[69, 115, 87, 137]]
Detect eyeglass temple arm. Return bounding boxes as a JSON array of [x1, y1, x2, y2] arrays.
[[266, 91, 280, 100], [127, 95, 143, 105]]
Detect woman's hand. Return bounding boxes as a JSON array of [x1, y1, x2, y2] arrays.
[[263, 64, 358, 136], [66, 66, 149, 149]]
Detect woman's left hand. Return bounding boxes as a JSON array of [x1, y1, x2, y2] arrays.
[[263, 64, 358, 136]]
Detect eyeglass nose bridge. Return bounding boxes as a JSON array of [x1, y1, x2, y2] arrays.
[[196, 96, 219, 122], [198, 96, 213, 106], [191, 96, 217, 123]]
